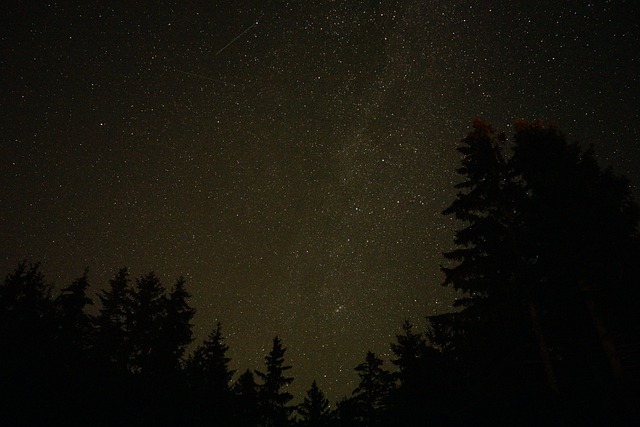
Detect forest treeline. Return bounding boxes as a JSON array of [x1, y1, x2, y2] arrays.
[[1, 120, 639, 426]]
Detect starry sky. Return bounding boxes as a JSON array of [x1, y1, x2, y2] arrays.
[[2, 0, 639, 402]]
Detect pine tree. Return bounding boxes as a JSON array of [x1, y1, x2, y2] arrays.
[[55, 270, 93, 350], [128, 272, 167, 375], [352, 351, 393, 426], [234, 369, 260, 426], [94, 268, 132, 370], [441, 119, 552, 390], [390, 320, 428, 386], [441, 119, 523, 308], [388, 319, 453, 426], [297, 380, 332, 427], [52, 271, 97, 424], [187, 322, 234, 397], [0, 262, 56, 423], [186, 322, 235, 424], [256, 336, 294, 427], [0, 261, 54, 327], [441, 119, 640, 421], [159, 276, 195, 373]]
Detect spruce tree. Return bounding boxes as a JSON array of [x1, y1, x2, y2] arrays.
[[94, 268, 132, 371], [55, 270, 93, 350], [186, 322, 235, 424], [256, 336, 294, 427], [159, 276, 195, 373], [52, 271, 97, 424], [234, 369, 260, 426], [352, 351, 393, 426], [187, 322, 234, 397], [0, 262, 56, 424], [128, 272, 167, 376], [390, 320, 428, 386], [297, 380, 332, 427], [441, 119, 640, 421]]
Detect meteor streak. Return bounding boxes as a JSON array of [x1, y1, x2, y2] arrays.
[[214, 14, 263, 57]]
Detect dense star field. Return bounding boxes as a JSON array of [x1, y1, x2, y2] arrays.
[[2, 1, 639, 401]]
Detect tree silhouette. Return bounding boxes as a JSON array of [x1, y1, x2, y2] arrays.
[[256, 336, 295, 427], [0, 261, 54, 327], [187, 322, 234, 392], [127, 272, 168, 376], [388, 320, 439, 426], [390, 320, 428, 386], [441, 119, 640, 423], [55, 270, 93, 350], [94, 267, 132, 371], [352, 351, 393, 427], [0, 262, 57, 425], [52, 270, 96, 423], [92, 269, 199, 424], [233, 369, 260, 427], [297, 380, 332, 427], [186, 322, 235, 424], [158, 276, 195, 374]]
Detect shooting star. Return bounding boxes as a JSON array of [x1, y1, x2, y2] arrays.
[[167, 13, 263, 86], [214, 13, 263, 57]]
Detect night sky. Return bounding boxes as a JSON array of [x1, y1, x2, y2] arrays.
[[2, 1, 639, 401]]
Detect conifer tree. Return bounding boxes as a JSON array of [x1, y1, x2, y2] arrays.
[[186, 322, 235, 424], [128, 272, 167, 375], [55, 270, 93, 350], [159, 276, 195, 373], [352, 351, 393, 426], [0, 262, 58, 424], [94, 268, 132, 370], [187, 322, 234, 396], [256, 336, 294, 427], [0, 261, 54, 327], [52, 271, 97, 424], [297, 380, 332, 427], [441, 119, 554, 389], [441, 119, 640, 420], [234, 369, 260, 426], [390, 320, 428, 386]]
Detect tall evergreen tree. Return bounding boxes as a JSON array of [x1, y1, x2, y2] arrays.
[[441, 119, 557, 393], [352, 351, 393, 427], [52, 271, 98, 425], [256, 336, 294, 427], [128, 271, 167, 376], [0, 262, 57, 425], [388, 320, 430, 425], [186, 322, 235, 424], [234, 369, 260, 427], [94, 267, 132, 371], [441, 119, 640, 423], [159, 276, 195, 373], [55, 270, 93, 350], [297, 380, 332, 427], [0, 261, 54, 327], [390, 320, 428, 386], [188, 322, 234, 391], [388, 318, 457, 426]]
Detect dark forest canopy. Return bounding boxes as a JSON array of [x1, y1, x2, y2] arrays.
[[1, 120, 639, 426]]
